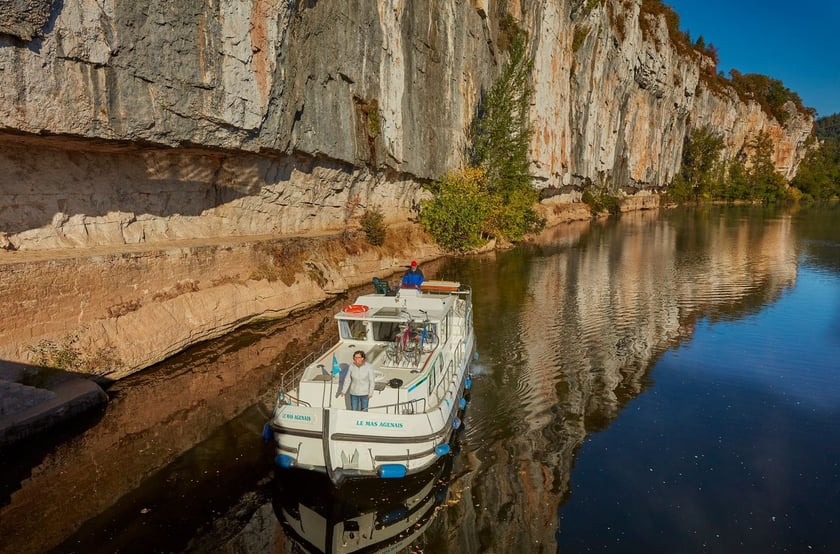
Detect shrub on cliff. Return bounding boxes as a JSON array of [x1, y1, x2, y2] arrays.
[[28, 330, 123, 377], [582, 189, 622, 215], [360, 206, 387, 246]]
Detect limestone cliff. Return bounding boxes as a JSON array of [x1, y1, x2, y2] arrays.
[[0, 0, 814, 375], [0, 0, 813, 250]]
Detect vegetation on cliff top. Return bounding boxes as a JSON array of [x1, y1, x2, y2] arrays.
[[638, 0, 813, 122], [421, 23, 544, 251]]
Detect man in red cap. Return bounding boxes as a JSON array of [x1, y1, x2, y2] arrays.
[[400, 260, 425, 289]]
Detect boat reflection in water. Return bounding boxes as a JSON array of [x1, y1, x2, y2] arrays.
[[272, 454, 452, 553]]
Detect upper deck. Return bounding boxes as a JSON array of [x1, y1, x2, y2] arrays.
[[282, 281, 472, 412]]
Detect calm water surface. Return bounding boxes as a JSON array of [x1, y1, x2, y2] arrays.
[[2, 205, 838, 553]]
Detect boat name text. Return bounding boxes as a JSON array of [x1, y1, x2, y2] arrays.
[[355, 420, 404, 428], [281, 413, 312, 422]]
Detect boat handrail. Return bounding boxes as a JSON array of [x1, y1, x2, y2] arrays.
[[278, 340, 332, 393], [381, 397, 427, 415], [277, 390, 310, 408], [432, 356, 458, 401]]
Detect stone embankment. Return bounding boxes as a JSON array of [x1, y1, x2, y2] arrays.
[[0, 362, 107, 449]]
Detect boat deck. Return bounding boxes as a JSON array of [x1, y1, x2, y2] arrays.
[[299, 341, 440, 408]]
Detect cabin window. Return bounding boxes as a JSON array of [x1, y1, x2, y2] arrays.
[[340, 320, 368, 341], [428, 358, 436, 395], [371, 321, 402, 342]]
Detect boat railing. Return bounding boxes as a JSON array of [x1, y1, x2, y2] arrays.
[[277, 390, 310, 408], [278, 340, 332, 394], [432, 357, 457, 401], [381, 397, 427, 415]]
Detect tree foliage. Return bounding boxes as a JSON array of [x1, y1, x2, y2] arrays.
[[422, 25, 544, 251], [814, 113, 840, 140], [469, 30, 533, 195], [746, 131, 787, 202], [360, 206, 387, 246], [668, 126, 725, 202], [420, 168, 492, 251], [791, 138, 840, 202], [672, 128, 797, 204]]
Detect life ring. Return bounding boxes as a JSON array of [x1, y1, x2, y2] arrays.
[[342, 304, 369, 313]]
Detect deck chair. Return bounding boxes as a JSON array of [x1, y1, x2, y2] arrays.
[[372, 277, 393, 295]]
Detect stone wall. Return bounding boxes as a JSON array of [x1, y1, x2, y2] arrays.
[[0, 228, 442, 376]]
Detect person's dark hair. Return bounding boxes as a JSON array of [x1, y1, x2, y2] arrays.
[[353, 350, 365, 360]]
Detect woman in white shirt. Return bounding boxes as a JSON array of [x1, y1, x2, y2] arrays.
[[340, 350, 376, 411]]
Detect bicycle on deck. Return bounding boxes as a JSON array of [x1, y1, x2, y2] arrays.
[[385, 312, 417, 366], [412, 309, 439, 354]]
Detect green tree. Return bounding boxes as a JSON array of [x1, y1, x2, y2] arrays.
[[470, 31, 533, 195], [715, 131, 786, 203], [748, 131, 787, 202], [360, 206, 387, 246], [420, 168, 493, 251], [722, 159, 751, 201], [680, 126, 724, 200], [670, 126, 725, 201], [792, 138, 840, 201], [466, 28, 543, 242], [423, 23, 545, 252]]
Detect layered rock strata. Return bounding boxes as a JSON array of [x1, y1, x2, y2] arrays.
[[0, 0, 814, 376]]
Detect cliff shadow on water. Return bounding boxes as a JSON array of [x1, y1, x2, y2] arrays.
[[0, 293, 350, 554]]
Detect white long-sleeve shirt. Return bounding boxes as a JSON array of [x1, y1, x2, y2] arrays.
[[341, 361, 376, 396]]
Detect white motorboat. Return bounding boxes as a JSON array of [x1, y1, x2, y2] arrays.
[[267, 279, 476, 484]]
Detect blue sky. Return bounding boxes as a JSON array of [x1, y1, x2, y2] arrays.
[[665, 0, 839, 118]]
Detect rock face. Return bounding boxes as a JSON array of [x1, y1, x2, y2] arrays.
[[0, 0, 55, 41], [0, 0, 813, 251], [0, 1, 815, 375]]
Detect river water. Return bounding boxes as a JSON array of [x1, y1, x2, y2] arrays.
[[2, 205, 839, 553]]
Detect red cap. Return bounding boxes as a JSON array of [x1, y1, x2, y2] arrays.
[[410, 261, 417, 267]]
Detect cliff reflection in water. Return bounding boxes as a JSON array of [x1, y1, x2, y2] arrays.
[[0, 302, 341, 554], [0, 206, 809, 553], [434, 208, 799, 550]]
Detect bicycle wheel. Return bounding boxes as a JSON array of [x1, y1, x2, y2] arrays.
[[385, 337, 402, 365], [403, 345, 420, 366], [422, 330, 439, 352]]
